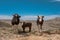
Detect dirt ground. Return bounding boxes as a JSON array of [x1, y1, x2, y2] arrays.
[[0, 17, 60, 40]]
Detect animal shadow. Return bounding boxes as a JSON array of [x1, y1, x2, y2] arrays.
[[17, 29, 30, 37]]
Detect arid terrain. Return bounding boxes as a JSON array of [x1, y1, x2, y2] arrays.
[[0, 17, 60, 40]]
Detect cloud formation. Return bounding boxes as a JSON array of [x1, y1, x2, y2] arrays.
[[21, 16, 37, 20], [0, 15, 12, 20], [55, 0, 60, 1], [51, 0, 60, 2], [0, 15, 60, 20], [44, 15, 60, 20]]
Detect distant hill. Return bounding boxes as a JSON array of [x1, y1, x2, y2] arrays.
[[0, 17, 60, 30], [0, 17, 60, 40], [43, 17, 60, 31]]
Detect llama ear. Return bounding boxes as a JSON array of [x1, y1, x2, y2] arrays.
[[13, 14, 14, 16], [37, 16, 40, 18], [42, 16, 44, 18], [19, 16, 21, 18], [37, 16, 39, 17]]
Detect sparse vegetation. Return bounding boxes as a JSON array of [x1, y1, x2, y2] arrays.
[[0, 17, 60, 40], [0, 21, 12, 27]]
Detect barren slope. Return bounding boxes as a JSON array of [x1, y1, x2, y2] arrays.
[[0, 17, 60, 40]]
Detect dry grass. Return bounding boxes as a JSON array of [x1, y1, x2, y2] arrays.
[[0, 17, 60, 40]]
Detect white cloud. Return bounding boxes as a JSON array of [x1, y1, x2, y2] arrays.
[[0, 15, 60, 20], [50, 0, 60, 2], [44, 15, 60, 20], [55, 0, 60, 1], [21, 15, 60, 20], [0, 15, 12, 20], [21, 16, 37, 20]]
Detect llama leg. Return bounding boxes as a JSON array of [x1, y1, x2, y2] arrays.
[[40, 25, 42, 30], [37, 25, 40, 33], [16, 25, 18, 33], [40, 25, 42, 33], [29, 27, 31, 32], [23, 27, 25, 32]]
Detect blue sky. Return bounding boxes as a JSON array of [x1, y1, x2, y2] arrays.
[[0, 0, 60, 20]]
